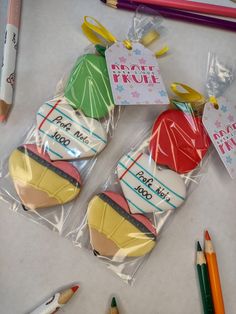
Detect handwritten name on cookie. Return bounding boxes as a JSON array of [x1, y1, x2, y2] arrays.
[[52, 116, 89, 146], [135, 170, 171, 202]]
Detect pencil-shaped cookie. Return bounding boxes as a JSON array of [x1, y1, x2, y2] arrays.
[[88, 191, 156, 258], [196, 241, 214, 314], [9, 144, 81, 210], [30, 285, 79, 314], [204, 231, 225, 314]]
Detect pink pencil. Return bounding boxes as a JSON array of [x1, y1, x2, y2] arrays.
[[132, 0, 236, 18], [0, 0, 22, 122]]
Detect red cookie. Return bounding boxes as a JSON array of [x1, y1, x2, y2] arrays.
[[149, 110, 211, 174]]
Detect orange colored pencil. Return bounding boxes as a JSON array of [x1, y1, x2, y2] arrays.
[[204, 231, 225, 314]]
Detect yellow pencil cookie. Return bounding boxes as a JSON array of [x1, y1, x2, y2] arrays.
[[87, 191, 156, 258], [9, 144, 81, 210]]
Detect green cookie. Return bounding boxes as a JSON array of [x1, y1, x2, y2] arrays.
[[64, 54, 114, 119]]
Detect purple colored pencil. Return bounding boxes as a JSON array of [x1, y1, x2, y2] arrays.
[[101, 0, 236, 32]]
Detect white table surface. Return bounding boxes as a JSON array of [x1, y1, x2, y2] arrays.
[[0, 0, 236, 313]]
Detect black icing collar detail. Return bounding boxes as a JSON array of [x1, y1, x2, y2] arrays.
[[17, 146, 80, 188], [98, 193, 156, 240]]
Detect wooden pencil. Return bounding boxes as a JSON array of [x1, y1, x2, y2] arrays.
[[103, 0, 236, 32], [0, 0, 22, 122], [30, 285, 79, 314], [110, 297, 119, 314], [133, 0, 236, 18], [204, 231, 225, 314], [196, 241, 214, 314]]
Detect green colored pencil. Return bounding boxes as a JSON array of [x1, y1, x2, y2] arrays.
[[110, 297, 119, 314], [196, 242, 214, 314]]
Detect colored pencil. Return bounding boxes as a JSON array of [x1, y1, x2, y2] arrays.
[[103, 0, 236, 32], [204, 231, 225, 314], [0, 0, 22, 122], [133, 0, 236, 18], [110, 297, 119, 314], [196, 241, 214, 314], [29, 285, 79, 314]]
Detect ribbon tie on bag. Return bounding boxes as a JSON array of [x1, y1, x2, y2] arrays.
[[170, 83, 205, 114], [171, 83, 205, 103], [81, 16, 168, 56], [82, 16, 132, 49], [170, 83, 219, 113]]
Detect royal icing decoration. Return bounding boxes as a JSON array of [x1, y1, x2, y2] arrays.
[[203, 98, 236, 179], [117, 152, 186, 214], [105, 42, 169, 106], [87, 191, 156, 258], [64, 54, 114, 119], [9, 144, 81, 210], [37, 98, 107, 161], [149, 110, 211, 173]]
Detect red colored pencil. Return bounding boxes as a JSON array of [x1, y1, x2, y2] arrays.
[[29, 285, 79, 314], [132, 0, 236, 18]]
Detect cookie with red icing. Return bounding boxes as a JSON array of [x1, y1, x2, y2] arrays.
[[149, 110, 211, 173]]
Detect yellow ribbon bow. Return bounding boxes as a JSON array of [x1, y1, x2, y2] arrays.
[[171, 83, 205, 103], [81, 16, 168, 56], [170, 83, 218, 113], [170, 82, 205, 114], [81, 16, 132, 49]]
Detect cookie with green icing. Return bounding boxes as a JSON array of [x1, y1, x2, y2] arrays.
[[64, 54, 114, 119]]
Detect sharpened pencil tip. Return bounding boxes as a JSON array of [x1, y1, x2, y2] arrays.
[[71, 285, 79, 293], [111, 297, 117, 308], [197, 241, 202, 251], [205, 230, 211, 241]]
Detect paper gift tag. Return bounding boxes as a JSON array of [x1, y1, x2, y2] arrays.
[[203, 98, 236, 179], [105, 42, 169, 106]]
